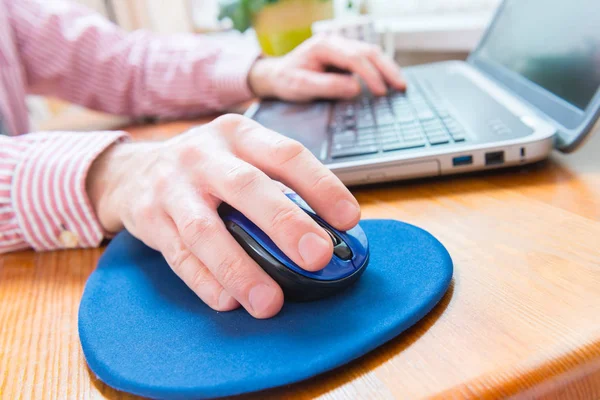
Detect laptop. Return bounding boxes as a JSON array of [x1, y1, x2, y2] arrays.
[[245, 0, 600, 186]]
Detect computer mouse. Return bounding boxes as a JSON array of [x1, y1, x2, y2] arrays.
[[218, 192, 369, 302]]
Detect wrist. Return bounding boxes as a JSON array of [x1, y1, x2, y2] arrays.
[[248, 57, 279, 99], [86, 142, 140, 234]]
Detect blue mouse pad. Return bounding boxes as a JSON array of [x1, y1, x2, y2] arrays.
[[79, 220, 453, 399]]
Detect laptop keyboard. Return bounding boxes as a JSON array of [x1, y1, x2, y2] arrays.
[[329, 80, 467, 159]]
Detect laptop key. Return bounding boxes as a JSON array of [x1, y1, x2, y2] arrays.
[[400, 121, 421, 128], [344, 121, 357, 130], [448, 128, 466, 140], [358, 130, 378, 139], [428, 136, 450, 145], [435, 108, 449, 118], [404, 134, 425, 141], [402, 128, 424, 136], [377, 124, 398, 133], [425, 128, 448, 136], [375, 111, 395, 125], [448, 125, 465, 134], [373, 97, 389, 107], [332, 144, 354, 152], [376, 118, 395, 127], [357, 133, 377, 142], [332, 140, 357, 149], [380, 136, 402, 144], [392, 102, 409, 110], [333, 139, 360, 148], [424, 127, 446, 135], [383, 140, 426, 152], [451, 132, 466, 142], [333, 128, 356, 137], [422, 119, 444, 127], [357, 138, 378, 146], [356, 119, 376, 129], [357, 126, 375, 134], [332, 139, 357, 147], [427, 130, 450, 137], [333, 136, 376, 148], [331, 145, 379, 159], [396, 114, 416, 124], [427, 131, 450, 139], [379, 131, 400, 140]]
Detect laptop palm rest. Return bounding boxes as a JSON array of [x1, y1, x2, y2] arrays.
[[251, 100, 330, 158]]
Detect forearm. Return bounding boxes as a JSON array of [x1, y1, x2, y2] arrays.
[[0, 131, 128, 254], [7, 0, 259, 118]]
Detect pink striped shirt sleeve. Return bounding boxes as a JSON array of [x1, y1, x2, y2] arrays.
[[0, 0, 262, 254], [0, 132, 129, 253], [7, 0, 259, 119]]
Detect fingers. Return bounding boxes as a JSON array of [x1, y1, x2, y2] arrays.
[[288, 70, 361, 101], [365, 46, 407, 91], [202, 153, 334, 272], [311, 36, 405, 94], [228, 119, 361, 231], [314, 40, 386, 95], [161, 221, 240, 311], [164, 189, 284, 319], [157, 215, 241, 312]]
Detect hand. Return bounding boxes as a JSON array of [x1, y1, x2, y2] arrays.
[[87, 114, 361, 319], [248, 35, 406, 101]]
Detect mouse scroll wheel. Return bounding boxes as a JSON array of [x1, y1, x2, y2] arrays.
[[324, 228, 340, 246]]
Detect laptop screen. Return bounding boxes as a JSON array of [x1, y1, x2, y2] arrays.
[[477, 0, 600, 111]]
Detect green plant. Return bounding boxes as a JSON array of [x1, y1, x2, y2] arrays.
[[218, 0, 331, 32], [218, 0, 276, 32]]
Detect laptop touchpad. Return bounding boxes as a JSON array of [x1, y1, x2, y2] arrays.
[[250, 100, 330, 159]]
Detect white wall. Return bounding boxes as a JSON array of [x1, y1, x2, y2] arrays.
[[71, 0, 109, 16], [73, 0, 193, 33], [145, 0, 194, 33]]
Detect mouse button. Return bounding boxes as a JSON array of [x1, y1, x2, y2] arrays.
[[224, 221, 288, 273], [324, 228, 340, 246], [318, 257, 356, 280], [346, 223, 368, 249], [315, 221, 341, 246], [341, 225, 368, 256], [333, 242, 353, 261], [216, 202, 236, 218], [341, 223, 369, 268], [225, 219, 339, 280]]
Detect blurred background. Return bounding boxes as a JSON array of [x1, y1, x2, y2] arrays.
[[33, 0, 501, 131]]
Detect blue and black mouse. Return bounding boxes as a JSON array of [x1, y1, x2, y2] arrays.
[[218, 192, 369, 302]]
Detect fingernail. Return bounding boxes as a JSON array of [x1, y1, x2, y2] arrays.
[[298, 232, 331, 269], [335, 199, 360, 227], [249, 284, 278, 316], [218, 290, 238, 310]]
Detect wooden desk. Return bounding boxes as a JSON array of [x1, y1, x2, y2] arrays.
[[1, 118, 599, 399]]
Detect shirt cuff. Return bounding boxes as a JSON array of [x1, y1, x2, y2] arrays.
[[212, 45, 262, 107], [11, 131, 129, 251]]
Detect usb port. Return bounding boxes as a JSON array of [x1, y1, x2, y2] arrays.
[[485, 151, 505, 165], [452, 155, 473, 166]]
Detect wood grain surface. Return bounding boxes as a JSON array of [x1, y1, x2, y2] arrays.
[[1, 117, 599, 400]]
